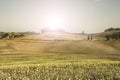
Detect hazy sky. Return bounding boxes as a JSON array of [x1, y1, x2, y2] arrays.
[[0, 0, 120, 33]]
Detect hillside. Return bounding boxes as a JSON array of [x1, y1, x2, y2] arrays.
[[0, 33, 119, 57], [0, 32, 120, 80], [93, 28, 120, 37]]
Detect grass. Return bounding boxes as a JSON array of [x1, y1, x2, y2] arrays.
[[0, 34, 120, 80], [0, 57, 120, 80], [0, 53, 120, 79]]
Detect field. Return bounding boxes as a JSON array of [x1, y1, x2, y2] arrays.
[[0, 33, 120, 80]]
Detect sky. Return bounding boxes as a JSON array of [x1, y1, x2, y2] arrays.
[[0, 0, 120, 33]]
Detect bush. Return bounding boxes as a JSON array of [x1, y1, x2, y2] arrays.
[[105, 28, 120, 32], [105, 32, 120, 40]]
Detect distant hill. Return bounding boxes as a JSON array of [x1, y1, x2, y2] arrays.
[[23, 32, 88, 41], [92, 28, 120, 37]]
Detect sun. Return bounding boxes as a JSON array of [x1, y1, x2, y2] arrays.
[[46, 16, 63, 31]]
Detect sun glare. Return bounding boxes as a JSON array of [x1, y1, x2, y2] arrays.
[[46, 16, 63, 31]]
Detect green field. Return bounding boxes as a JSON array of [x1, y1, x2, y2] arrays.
[[0, 35, 120, 80]]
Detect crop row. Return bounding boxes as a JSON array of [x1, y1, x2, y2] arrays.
[[0, 63, 120, 80]]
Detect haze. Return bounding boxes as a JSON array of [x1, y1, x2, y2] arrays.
[[0, 0, 120, 33]]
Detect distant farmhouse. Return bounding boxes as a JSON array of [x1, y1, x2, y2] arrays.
[[41, 27, 65, 33]]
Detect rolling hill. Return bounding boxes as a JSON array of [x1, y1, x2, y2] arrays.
[[0, 32, 119, 57]]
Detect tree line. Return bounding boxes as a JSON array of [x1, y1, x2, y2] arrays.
[[104, 28, 120, 40], [0, 32, 24, 39], [105, 28, 120, 32]]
